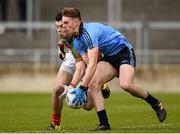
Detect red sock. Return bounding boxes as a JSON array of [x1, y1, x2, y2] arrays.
[[52, 113, 60, 126]]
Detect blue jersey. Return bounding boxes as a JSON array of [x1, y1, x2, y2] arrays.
[[73, 22, 133, 57]]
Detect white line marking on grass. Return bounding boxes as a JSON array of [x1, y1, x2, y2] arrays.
[[118, 106, 146, 109], [119, 122, 174, 129]]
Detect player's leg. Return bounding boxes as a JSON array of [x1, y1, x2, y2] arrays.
[[50, 52, 76, 129], [83, 84, 111, 111], [83, 90, 94, 111], [52, 68, 73, 113], [83, 61, 117, 111], [89, 61, 117, 111], [119, 64, 148, 98], [88, 61, 118, 130], [50, 67, 73, 129], [119, 54, 166, 122]]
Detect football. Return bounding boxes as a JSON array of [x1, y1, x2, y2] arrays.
[[65, 88, 86, 109]]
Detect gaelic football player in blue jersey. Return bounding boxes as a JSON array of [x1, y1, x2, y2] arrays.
[[62, 7, 167, 131], [49, 12, 110, 130]]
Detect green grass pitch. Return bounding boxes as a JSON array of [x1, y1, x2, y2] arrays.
[[0, 92, 180, 133]]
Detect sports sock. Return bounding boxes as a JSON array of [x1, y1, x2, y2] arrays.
[[97, 110, 110, 126], [52, 113, 60, 126], [145, 93, 159, 107]]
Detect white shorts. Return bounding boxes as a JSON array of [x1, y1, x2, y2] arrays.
[[60, 51, 76, 75]]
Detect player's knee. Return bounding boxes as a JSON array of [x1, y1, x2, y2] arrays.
[[83, 105, 93, 111], [89, 81, 102, 92], [53, 85, 64, 96], [120, 81, 132, 92]]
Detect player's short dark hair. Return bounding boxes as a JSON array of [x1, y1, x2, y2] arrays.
[[55, 12, 62, 21], [62, 7, 81, 21]]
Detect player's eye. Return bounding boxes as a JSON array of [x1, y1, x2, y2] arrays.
[[64, 21, 68, 24]]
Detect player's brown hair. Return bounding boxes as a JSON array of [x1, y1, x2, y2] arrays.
[[62, 7, 81, 21]]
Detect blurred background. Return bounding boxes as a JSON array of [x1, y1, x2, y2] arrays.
[[0, 0, 180, 92]]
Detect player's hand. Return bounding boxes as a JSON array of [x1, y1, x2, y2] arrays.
[[58, 84, 76, 100], [69, 86, 88, 107], [58, 85, 68, 100], [58, 43, 65, 60]]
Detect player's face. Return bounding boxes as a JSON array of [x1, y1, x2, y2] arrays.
[[55, 21, 68, 38], [62, 16, 77, 35]]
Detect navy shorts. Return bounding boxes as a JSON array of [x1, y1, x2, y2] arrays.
[[100, 47, 136, 71]]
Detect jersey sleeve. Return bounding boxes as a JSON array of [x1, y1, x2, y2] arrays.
[[73, 39, 87, 56], [86, 26, 100, 49]]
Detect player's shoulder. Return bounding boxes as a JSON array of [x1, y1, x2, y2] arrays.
[[83, 22, 114, 33], [83, 22, 103, 29], [82, 22, 104, 35]]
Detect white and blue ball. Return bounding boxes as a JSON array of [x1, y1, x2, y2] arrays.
[[65, 88, 87, 109]]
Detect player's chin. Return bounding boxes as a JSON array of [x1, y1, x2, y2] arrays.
[[59, 34, 66, 38]]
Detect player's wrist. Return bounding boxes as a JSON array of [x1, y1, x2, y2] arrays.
[[79, 85, 88, 91], [70, 83, 76, 88]]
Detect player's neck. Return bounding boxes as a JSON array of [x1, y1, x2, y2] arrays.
[[73, 21, 81, 36]]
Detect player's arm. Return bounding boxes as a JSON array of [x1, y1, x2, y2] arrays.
[[70, 49, 86, 87], [74, 49, 83, 62], [81, 47, 99, 87], [70, 61, 86, 87], [68, 47, 98, 106]]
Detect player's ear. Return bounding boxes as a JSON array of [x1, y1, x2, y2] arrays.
[[74, 18, 80, 26]]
